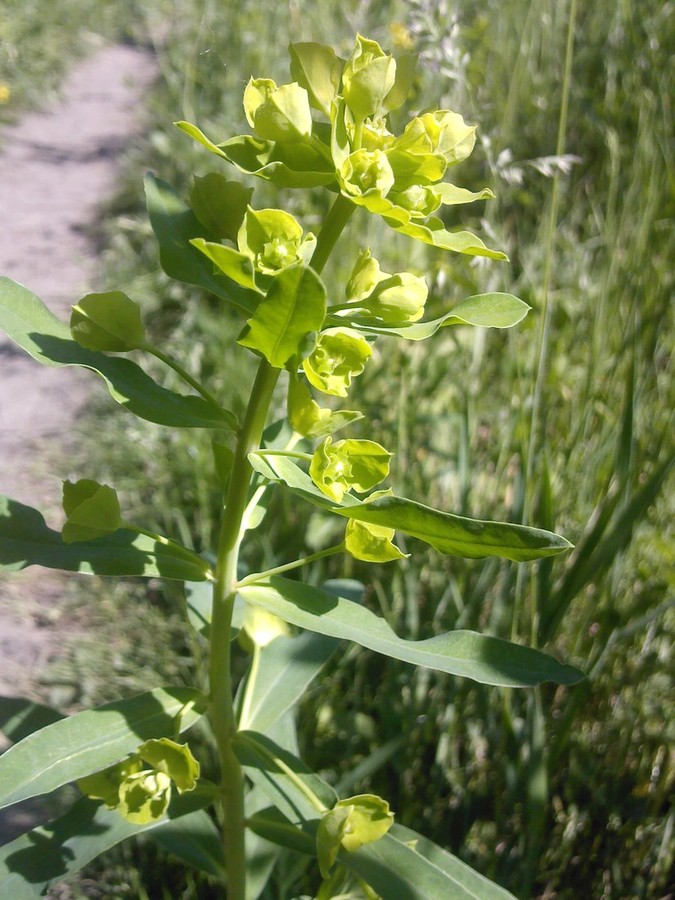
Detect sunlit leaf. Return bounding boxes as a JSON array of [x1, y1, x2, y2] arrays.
[[0, 687, 206, 811], [239, 577, 584, 687], [289, 41, 342, 116], [239, 265, 326, 367]]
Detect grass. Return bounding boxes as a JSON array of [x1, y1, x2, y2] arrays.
[[4, 0, 672, 896]]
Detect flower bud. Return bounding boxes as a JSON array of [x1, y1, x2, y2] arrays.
[[342, 35, 396, 122]]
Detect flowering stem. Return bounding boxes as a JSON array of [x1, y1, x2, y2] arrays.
[[140, 341, 225, 410], [208, 191, 355, 897], [237, 542, 346, 588]]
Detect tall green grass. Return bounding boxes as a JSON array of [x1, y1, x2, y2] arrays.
[[22, 0, 673, 895]]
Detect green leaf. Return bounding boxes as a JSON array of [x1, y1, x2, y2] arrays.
[[342, 35, 396, 122], [0, 278, 236, 430], [70, 291, 146, 351], [190, 173, 253, 243], [150, 807, 225, 879], [0, 790, 218, 895], [239, 577, 583, 687], [62, 479, 122, 543], [0, 698, 64, 744], [176, 122, 335, 188], [385, 214, 507, 260], [344, 824, 516, 900], [238, 631, 338, 732], [233, 730, 337, 823], [0, 687, 206, 811], [190, 238, 259, 292], [249, 453, 572, 562], [338, 292, 529, 339], [239, 265, 326, 368], [345, 518, 406, 563], [184, 581, 246, 637], [243, 749, 515, 900], [244, 78, 313, 143], [0, 495, 211, 581], [289, 41, 342, 116], [144, 173, 259, 317]]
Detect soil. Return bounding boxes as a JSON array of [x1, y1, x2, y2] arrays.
[[0, 42, 156, 840]]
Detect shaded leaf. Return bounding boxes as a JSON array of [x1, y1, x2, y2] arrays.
[[0, 278, 236, 430], [237, 631, 338, 732], [239, 577, 583, 687], [0, 495, 211, 582], [0, 789, 218, 895], [189, 173, 252, 243], [0, 687, 207, 810], [144, 173, 259, 316], [0, 698, 63, 745], [70, 291, 146, 352]]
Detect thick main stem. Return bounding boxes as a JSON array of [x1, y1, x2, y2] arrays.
[[210, 360, 278, 900], [207, 191, 355, 898]]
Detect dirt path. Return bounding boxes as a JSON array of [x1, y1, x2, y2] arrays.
[[0, 44, 156, 710]]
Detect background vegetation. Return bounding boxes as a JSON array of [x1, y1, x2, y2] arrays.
[[2, 0, 672, 897]]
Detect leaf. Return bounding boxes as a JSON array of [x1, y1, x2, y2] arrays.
[[0, 790, 218, 895], [238, 631, 338, 732], [248, 453, 573, 562], [189, 173, 253, 243], [0, 698, 64, 744], [343, 824, 516, 900], [0, 687, 206, 811], [385, 214, 507, 260], [336, 292, 530, 340], [239, 265, 326, 368], [184, 581, 246, 637], [239, 577, 583, 687], [190, 238, 259, 292], [243, 749, 516, 900], [144, 173, 259, 317], [70, 291, 146, 351], [289, 41, 343, 116], [288, 372, 364, 438], [176, 122, 335, 188], [0, 495, 211, 582], [233, 730, 337, 824], [62, 479, 122, 543], [0, 278, 236, 430]]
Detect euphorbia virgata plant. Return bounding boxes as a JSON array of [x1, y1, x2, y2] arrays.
[[0, 35, 581, 898]]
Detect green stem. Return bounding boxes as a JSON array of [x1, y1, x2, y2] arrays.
[[309, 193, 356, 275], [208, 191, 355, 897], [254, 448, 313, 463], [238, 542, 346, 588], [210, 359, 279, 900], [141, 341, 224, 410]]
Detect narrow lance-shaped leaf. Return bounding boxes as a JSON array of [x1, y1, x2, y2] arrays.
[[0, 687, 207, 811], [333, 292, 530, 340], [239, 732, 516, 899], [0, 278, 236, 430], [249, 452, 573, 562], [0, 791, 221, 896], [239, 577, 584, 687], [0, 495, 211, 582]]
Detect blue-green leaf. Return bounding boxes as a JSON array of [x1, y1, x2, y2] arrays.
[[334, 292, 530, 340], [249, 453, 572, 562], [0, 789, 217, 896], [0, 687, 207, 811], [0, 496, 211, 582], [239, 577, 583, 687], [0, 278, 236, 430], [144, 173, 259, 317]]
